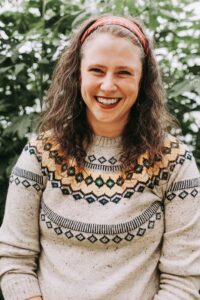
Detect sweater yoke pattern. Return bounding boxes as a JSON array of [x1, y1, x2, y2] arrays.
[[22, 132, 194, 205], [9, 132, 200, 246]]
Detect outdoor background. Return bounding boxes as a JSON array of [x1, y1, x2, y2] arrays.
[[0, 0, 199, 297]]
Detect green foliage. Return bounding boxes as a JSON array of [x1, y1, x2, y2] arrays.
[[0, 0, 199, 213], [0, 0, 199, 298], [0, 0, 199, 215], [0, 0, 87, 224], [96, 0, 200, 159]]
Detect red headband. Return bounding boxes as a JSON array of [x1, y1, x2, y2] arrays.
[[81, 16, 148, 55]]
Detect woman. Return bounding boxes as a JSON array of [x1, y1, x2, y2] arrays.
[[0, 15, 200, 300]]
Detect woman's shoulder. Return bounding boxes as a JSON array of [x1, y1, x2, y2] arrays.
[[27, 129, 68, 169], [28, 129, 58, 149], [24, 129, 61, 161], [161, 133, 191, 159], [155, 133, 193, 172], [162, 133, 190, 156], [137, 134, 194, 188]]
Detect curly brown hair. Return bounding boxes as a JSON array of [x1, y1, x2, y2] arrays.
[[38, 14, 176, 169]]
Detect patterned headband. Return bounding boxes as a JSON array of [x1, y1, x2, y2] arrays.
[[80, 16, 149, 55]]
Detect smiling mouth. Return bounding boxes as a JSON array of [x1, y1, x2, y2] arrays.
[[95, 96, 121, 106]]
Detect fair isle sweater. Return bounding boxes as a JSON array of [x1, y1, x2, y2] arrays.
[[0, 131, 200, 300]]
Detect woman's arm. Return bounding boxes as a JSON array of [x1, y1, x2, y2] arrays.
[[0, 139, 46, 299], [154, 145, 200, 299]]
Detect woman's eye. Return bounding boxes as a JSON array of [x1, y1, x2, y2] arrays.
[[118, 70, 131, 75], [90, 68, 103, 73]]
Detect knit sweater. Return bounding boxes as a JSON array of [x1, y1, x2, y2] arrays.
[[0, 131, 200, 300]]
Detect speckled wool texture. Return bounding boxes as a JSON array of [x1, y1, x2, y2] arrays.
[[0, 131, 200, 300]]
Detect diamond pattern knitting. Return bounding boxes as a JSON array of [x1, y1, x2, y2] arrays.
[[23, 132, 196, 205], [40, 200, 163, 244]]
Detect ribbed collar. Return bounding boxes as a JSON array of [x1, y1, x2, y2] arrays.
[[92, 135, 122, 148]]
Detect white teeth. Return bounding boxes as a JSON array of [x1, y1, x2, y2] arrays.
[[96, 97, 120, 105]]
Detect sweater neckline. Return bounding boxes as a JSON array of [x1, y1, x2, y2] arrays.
[[92, 135, 122, 148]]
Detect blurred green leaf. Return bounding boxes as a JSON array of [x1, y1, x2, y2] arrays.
[[15, 63, 26, 75], [0, 66, 12, 73], [170, 81, 193, 97]]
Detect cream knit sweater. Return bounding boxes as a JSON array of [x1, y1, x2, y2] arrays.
[[0, 131, 200, 300]]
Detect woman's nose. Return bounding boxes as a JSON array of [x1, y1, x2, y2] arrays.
[[100, 74, 117, 92]]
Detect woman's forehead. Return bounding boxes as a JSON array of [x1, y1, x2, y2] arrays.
[[81, 33, 142, 68]]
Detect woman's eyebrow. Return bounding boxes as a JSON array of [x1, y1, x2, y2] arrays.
[[87, 64, 135, 71], [116, 66, 135, 71]]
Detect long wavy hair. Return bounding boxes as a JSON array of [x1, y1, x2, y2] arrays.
[[38, 15, 176, 170]]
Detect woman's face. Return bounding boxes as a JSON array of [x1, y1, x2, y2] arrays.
[[80, 32, 143, 137]]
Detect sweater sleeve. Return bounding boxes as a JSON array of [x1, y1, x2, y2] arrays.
[[154, 146, 200, 299], [0, 139, 46, 300]]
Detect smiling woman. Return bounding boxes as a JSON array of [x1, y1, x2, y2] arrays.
[[0, 15, 200, 300], [80, 33, 142, 137]]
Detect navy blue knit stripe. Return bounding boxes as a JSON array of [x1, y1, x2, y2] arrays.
[[41, 200, 162, 235], [169, 177, 200, 192], [12, 166, 43, 185]]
